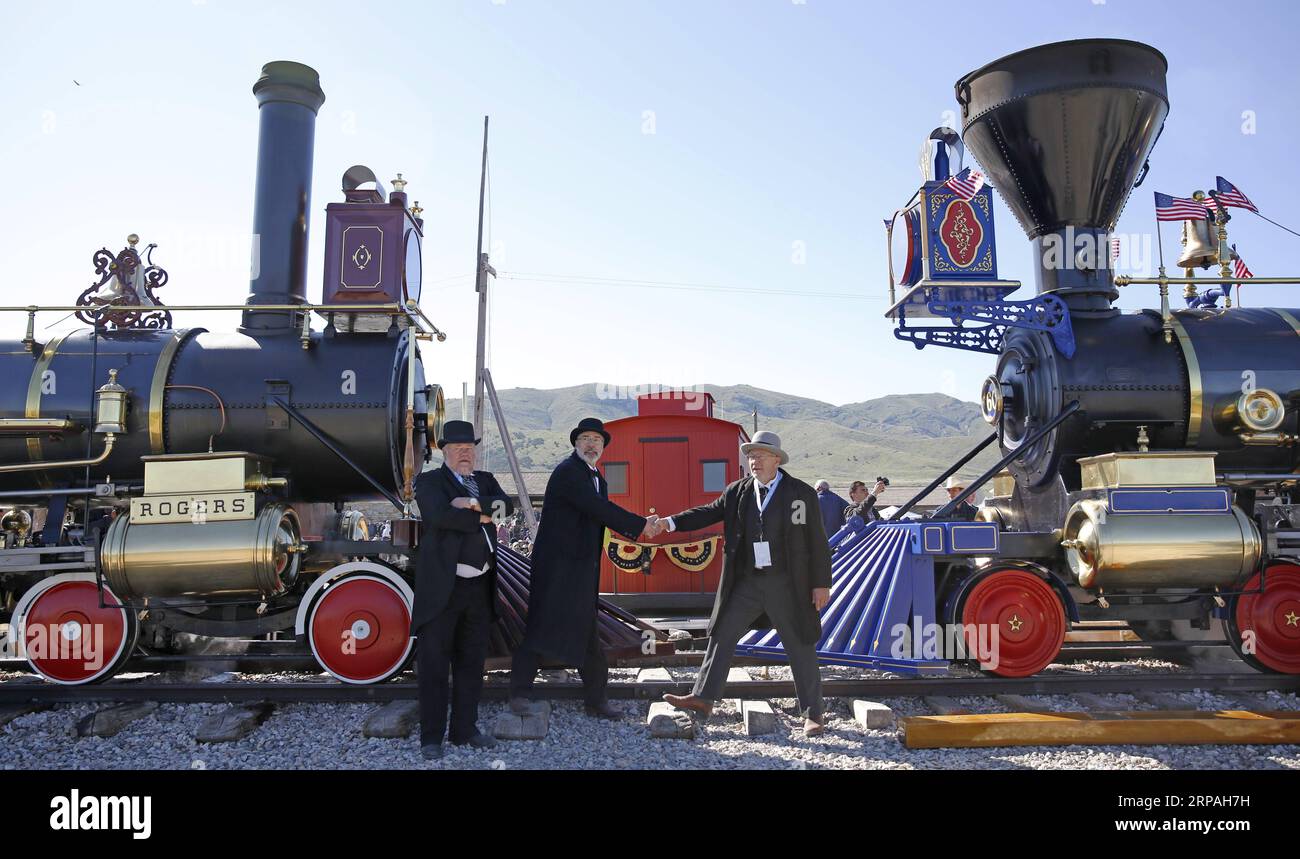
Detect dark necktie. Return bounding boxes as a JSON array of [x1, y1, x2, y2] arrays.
[[462, 474, 480, 498], [758, 485, 769, 504]]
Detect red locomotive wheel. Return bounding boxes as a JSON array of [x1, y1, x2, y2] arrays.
[[960, 569, 1066, 678], [16, 577, 136, 684], [307, 575, 413, 684], [1232, 564, 1300, 675]]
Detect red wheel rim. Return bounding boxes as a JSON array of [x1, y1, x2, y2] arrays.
[[20, 579, 131, 684], [960, 569, 1065, 677], [1235, 565, 1300, 674], [308, 576, 412, 683]]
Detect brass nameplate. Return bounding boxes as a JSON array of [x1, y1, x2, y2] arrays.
[[130, 492, 256, 524]]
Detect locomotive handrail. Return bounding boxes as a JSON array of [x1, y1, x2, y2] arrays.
[[1115, 276, 1300, 285], [0, 434, 117, 474], [0, 301, 447, 342]]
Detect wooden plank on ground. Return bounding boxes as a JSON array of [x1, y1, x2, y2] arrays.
[[901, 710, 1300, 749]]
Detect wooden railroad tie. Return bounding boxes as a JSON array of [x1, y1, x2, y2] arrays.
[[901, 710, 1300, 750]]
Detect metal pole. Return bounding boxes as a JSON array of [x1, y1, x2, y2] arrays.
[[483, 367, 537, 538], [929, 401, 1082, 520], [888, 432, 998, 520], [473, 116, 490, 437], [461, 382, 468, 421]]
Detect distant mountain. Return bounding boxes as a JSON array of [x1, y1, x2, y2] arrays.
[[437, 384, 996, 486]]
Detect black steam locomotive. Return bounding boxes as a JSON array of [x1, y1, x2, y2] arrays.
[[878, 39, 1300, 676], [0, 62, 447, 684]]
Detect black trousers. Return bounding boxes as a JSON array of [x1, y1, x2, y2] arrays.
[[695, 572, 824, 720], [509, 622, 608, 708], [416, 573, 492, 745]]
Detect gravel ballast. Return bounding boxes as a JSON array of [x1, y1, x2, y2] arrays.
[[2, 662, 1298, 771]]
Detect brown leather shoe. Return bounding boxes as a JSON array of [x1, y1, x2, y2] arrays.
[[663, 693, 713, 718], [803, 716, 826, 737]]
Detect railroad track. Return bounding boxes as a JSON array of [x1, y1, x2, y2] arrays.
[[0, 636, 1237, 678], [2, 671, 1297, 705]]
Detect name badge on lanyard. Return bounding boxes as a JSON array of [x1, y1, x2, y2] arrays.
[[753, 480, 776, 569]]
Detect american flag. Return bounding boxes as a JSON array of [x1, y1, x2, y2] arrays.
[[1234, 253, 1254, 280], [942, 167, 985, 201], [1111, 237, 1122, 261], [1212, 176, 1259, 213], [1154, 191, 1212, 221]]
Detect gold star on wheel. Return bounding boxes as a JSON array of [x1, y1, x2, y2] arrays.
[[1007, 615, 1024, 632], [1286, 611, 1299, 627]]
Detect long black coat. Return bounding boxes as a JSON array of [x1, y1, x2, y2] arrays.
[[522, 452, 646, 664], [670, 469, 832, 646], [409, 464, 514, 634]]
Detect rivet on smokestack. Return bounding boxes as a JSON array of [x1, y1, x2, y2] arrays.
[[242, 61, 325, 333]]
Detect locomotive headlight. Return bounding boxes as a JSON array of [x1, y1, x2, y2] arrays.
[[1238, 388, 1285, 432]]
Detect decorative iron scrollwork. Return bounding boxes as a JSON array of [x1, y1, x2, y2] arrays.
[[892, 294, 1076, 357], [75, 235, 172, 330]]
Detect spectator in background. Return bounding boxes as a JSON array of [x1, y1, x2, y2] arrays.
[[844, 479, 888, 523], [933, 476, 979, 521], [815, 480, 848, 538]]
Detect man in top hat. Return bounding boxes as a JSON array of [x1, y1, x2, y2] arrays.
[[410, 420, 514, 760], [934, 476, 978, 521], [509, 417, 652, 719], [648, 431, 833, 736]]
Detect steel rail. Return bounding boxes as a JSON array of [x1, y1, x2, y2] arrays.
[[2, 672, 1295, 705]]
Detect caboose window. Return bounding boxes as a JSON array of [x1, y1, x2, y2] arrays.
[[605, 462, 629, 495], [702, 460, 727, 493]]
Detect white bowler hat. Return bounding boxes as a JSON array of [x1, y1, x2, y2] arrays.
[[741, 431, 789, 465]]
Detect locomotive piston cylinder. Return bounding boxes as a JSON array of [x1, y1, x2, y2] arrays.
[[100, 504, 302, 600], [1061, 499, 1260, 590]]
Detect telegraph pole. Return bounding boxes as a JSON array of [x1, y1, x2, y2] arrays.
[[472, 115, 491, 437]]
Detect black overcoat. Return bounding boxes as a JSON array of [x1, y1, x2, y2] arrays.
[[409, 464, 514, 634], [522, 452, 646, 664], [670, 469, 833, 645]]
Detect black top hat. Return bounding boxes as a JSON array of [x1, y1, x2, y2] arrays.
[[569, 417, 611, 447], [438, 419, 482, 449]]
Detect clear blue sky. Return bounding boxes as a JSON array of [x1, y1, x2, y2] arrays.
[[3, 0, 1298, 407]]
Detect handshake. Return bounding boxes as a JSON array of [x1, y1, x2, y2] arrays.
[[641, 514, 669, 540]]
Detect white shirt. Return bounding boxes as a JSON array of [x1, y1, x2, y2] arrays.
[[451, 467, 494, 578]]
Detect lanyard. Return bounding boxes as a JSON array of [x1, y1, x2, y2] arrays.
[[754, 477, 778, 540]]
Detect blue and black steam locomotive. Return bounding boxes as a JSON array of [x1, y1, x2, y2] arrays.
[[0, 62, 446, 685], [742, 39, 1300, 677]]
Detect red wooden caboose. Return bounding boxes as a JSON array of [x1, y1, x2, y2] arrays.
[[598, 391, 749, 611]]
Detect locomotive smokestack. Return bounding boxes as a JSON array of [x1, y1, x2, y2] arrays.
[[242, 61, 325, 332], [956, 40, 1168, 312]]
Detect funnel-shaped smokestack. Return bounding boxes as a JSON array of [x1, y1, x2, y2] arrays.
[[242, 61, 325, 332], [956, 40, 1168, 310]]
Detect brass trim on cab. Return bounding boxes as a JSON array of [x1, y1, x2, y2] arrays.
[[25, 333, 69, 487], [149, 329, 190, 455], [1169, 315, 1202, 448]]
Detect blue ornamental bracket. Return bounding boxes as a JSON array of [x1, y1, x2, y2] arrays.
[[892, 293, 1075, 358]]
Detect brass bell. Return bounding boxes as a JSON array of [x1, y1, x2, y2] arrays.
[[1177, 216, 1219, 269]]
